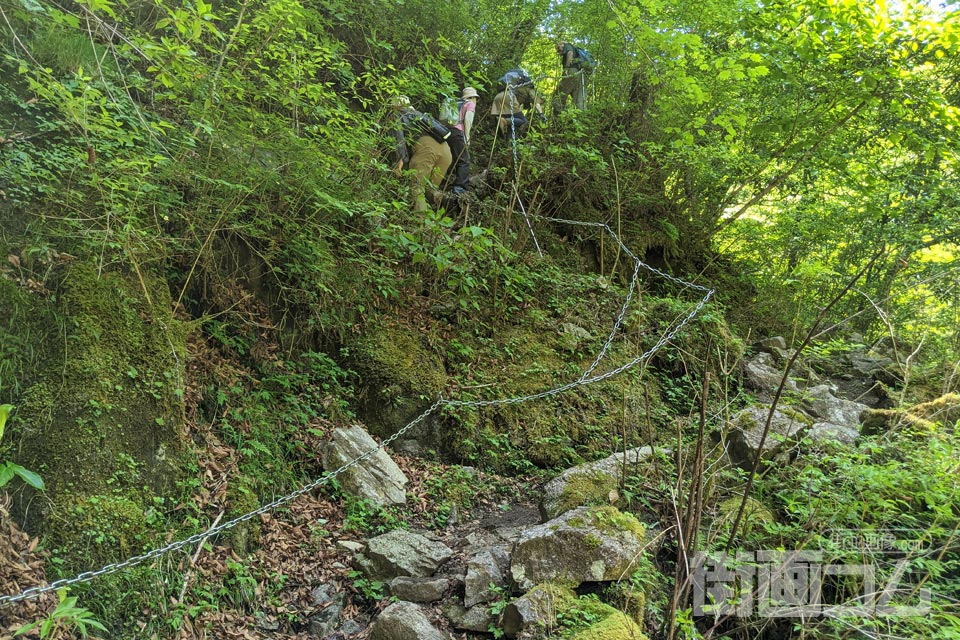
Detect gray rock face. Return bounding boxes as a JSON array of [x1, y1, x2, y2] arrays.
[[847, 352, 898, 385], [802, 385, 868, 428], [539, 447, 657, 521], [510, 506, 646, 591], [443, 603, 496, 632], [501, 584, 574, 638], [725, 407, 809, 469], [389, 576, 450, 603], [368, 601, 449, 640], [321, 425, 408, 506], [464, 546, 511, 607], [756, 336, 788, 352], [359, 529, 453, 580], [808, 421, 859, 444], [742, 352, 797, 394]]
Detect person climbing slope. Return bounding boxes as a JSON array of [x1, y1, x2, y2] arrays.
[[553, 41, 594, 114], [490, 71, 542, 138], [444, 86, 479, 196], [387, 95, 453, 212]]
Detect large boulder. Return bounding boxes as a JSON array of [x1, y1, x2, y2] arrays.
[[510, 506, 646, 591], [321, 425, 408, 506], [464, 546, 511, 607], [725, 407, 810, 469], [368, 601, 449, 640], [742, 352, 797, 395], [539, 447, 659, 521], [801, 385, 868, 428], [356, 529, 453, 581]]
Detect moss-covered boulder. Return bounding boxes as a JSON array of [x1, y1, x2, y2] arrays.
[[501, 583, 648, 640], [569, 606, 647, 640], [345, 324, 446, 443], [440, 323, 665, 473], [501, 582, 576, 638], [3, 261, 188, 566], [540, 446, 661, 520], [510, 506, 646, 591], [862, 393, 960, 435]]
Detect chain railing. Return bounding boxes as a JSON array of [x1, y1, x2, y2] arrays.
[[0, 220, 713, 609]]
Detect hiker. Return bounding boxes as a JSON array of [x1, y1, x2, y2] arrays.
[[490, 84, 542, 138], [444, 86, 479, 195], [553, 41, 591, 114], [388, 96, 453, 212]]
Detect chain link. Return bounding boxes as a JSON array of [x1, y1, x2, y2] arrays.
[[506, 90, 542, 256], [0, 201, 714, 609]]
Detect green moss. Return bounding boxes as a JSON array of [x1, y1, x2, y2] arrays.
[[569, 606, 648, 640], [443, 324, 658, 472], [584, 506, 646, 540], [619, 588, 646, 624], [7, 261, 190, 556], [54, 493, 150, 570], [350, 325, 446, 394], [557, 469, 616, 516], [347, 324, 446, 437], [226, 474, 262, 554], [862, 408, 937, 436]]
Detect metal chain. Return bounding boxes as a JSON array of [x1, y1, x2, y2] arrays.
[[0, 401, 445, 606], [506, 89, 542, 256], [0, 178, 715, 610]]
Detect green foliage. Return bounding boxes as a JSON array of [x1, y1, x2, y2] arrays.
[[755, 427, 960, 639], [0, 404, 44, 490], [346, 570, 386, 603], [338, 489, 404, 537], [14, 588, 107, 639], [0, 0, 958, 637]]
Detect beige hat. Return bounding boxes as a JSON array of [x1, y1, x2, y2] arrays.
[[462, 87, 479, 100], [390, 95, 411, 108]]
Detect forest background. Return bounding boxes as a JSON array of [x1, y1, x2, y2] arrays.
[[0, 0, 958, 638]]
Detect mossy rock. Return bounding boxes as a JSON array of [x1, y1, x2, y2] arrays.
[[225, 474, 262, 554], [504, 581, 649, 639], [346, 324, 446, 439], [569, 606, 648, 640], [859, 394, 953, 436], [442, 326, 658, 472], [6, 261, 190, 553], [53, 493, 151, 570], [557, 469, 617, 516]]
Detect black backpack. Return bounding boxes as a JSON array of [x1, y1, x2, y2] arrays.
[[414, 112, 451, 143]]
